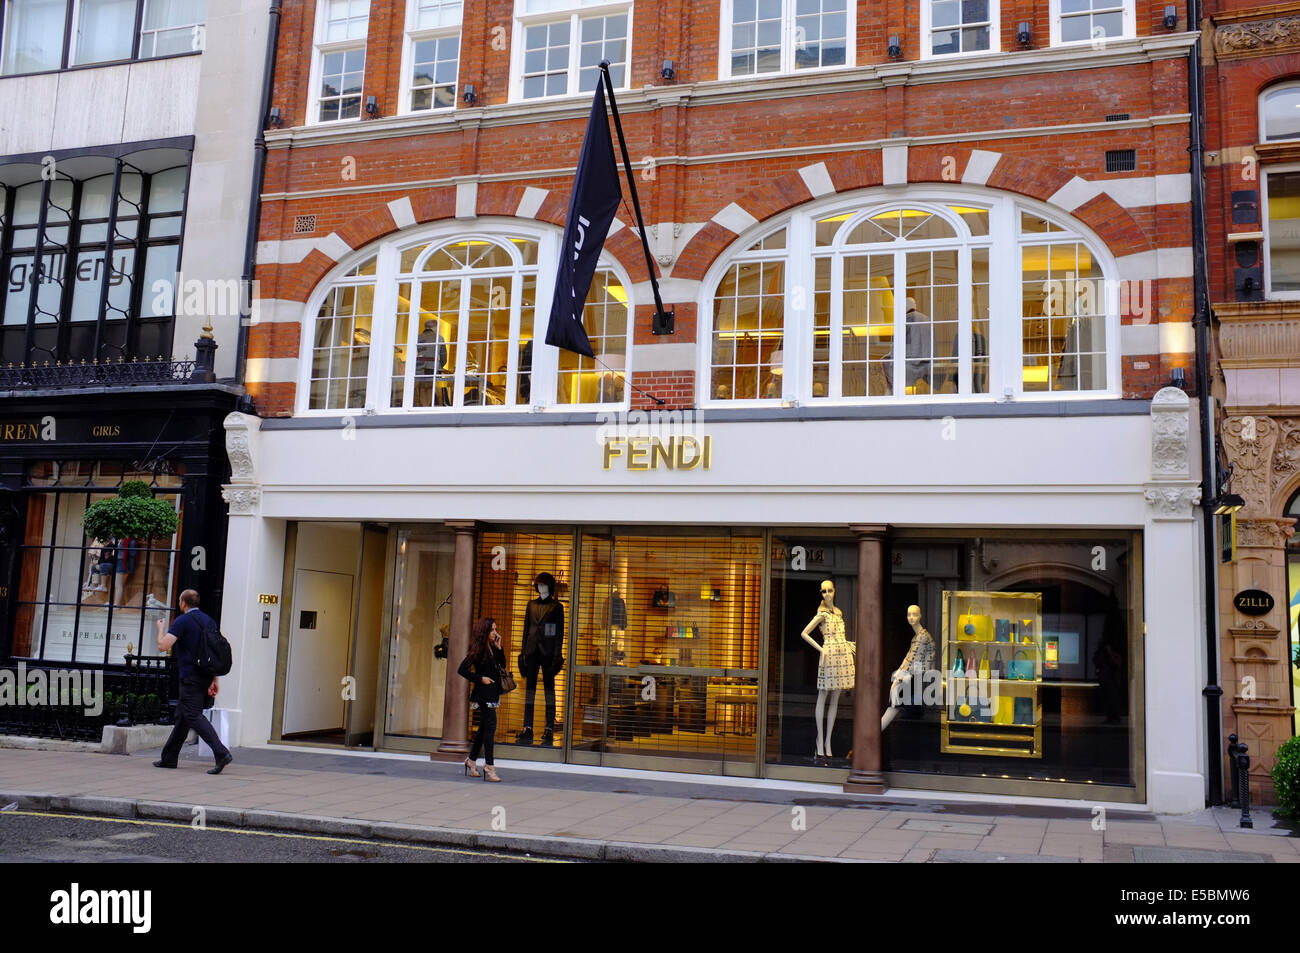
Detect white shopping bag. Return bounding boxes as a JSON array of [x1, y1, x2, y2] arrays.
[[199, 708, 231, 758]]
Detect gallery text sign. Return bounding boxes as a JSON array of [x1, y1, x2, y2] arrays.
[[602, 436, 713, 471]]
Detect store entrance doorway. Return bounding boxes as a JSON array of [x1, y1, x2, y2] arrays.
[[283, 569, 354, 740]]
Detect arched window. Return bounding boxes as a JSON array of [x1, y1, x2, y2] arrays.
[[301, 223, 632, 412], [1261, 83, 1300, 142], [702, 189, 1118, 404]]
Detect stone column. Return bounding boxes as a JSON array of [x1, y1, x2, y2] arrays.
[[845, 523, 887, 794], [1220, 412, 1300, 803], [433, 520, 477, 761]]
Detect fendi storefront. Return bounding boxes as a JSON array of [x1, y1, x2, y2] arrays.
[[222, 384, 1201, 808]]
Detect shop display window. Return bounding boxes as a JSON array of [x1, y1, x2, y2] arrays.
[[883, 533, 1140, 789], [10, 460, 183, 664], [572, 532, 763, 769], [475, 530, 574, 752], [765, 537, 859, 769]]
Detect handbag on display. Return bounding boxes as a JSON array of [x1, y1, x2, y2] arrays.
[[652, 586, 677, 608], [957, 603, 993, 642], [952, 649, 966, 677], [1020, 619, 1035, 644], [993, 695, 1015, 725], [994, 618, 1014, 643], [1006, 650, 1035, 681], [953, 694, 978, 722], [990, 648, 1004, 679], [977, 652, 990, 680], [1014, 696, 1034, 724]]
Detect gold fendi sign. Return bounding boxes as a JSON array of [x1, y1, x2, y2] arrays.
[[603, 435, 713, 471]]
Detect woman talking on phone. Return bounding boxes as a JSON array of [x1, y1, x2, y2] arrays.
[[458, 617, 509, 782]]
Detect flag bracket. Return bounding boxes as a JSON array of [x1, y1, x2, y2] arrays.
[[599, 61, 675, 339]]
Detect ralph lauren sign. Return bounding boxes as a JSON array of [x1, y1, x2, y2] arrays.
[[1233, 589, 1274, 616]]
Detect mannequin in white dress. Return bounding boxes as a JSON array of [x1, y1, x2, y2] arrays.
[[882, 604, 935, 731], [800, 579, 855, 759]]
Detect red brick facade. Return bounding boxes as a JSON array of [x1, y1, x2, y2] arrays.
[[250, 0, 1200, 415]]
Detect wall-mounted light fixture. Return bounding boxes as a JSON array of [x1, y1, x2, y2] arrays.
[[1163, 5, 1177, 29], [1213, 493, 1245, 516], [463, 83, 477, 104], [364, 95, 379, 117], [1017, 21, 1032, 46], [661, 59, 675, 80], [887, 34, 901, 58], [267, 106, 282, 128]]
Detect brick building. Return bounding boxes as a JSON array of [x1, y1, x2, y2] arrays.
[[217, 0, 1214, 810], [1204, 0, 1300, 804]]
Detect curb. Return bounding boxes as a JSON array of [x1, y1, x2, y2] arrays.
[[0, 791, 859, 863]]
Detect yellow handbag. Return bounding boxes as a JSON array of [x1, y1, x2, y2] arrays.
[[957, 603, 993, 642], [993, 695, 1015, 725]]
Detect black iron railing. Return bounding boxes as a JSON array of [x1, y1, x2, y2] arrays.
[[0, 656, 177, 743], [0, 359, 197, 389]]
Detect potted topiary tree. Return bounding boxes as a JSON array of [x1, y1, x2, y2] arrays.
[[81, 481, 179, 610]]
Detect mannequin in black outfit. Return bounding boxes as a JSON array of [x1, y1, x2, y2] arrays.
[[516, 571, 565, 745]]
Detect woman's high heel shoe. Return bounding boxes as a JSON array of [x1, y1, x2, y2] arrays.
[[483, 765, 501, 783], [463, 758, 481, 778]]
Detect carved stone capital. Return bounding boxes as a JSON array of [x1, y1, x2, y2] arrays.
[[1150, 386, 1191, 480], [1143, 484, 1201, 520], [1234, 516, 1296, 550], [224, 412, 257, 483], [221, 484, 261, 516]]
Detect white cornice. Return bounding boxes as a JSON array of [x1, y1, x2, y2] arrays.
[[265, 33, 1200, 152]]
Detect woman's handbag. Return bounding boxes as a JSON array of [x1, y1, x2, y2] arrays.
[[952, 649, 966, 677], [497, 657, 517, 694], [652, 586, 677, 608], [993, 695, 1015, 725], [1006, 650, 1035, 681], [994, 618, 1014, 642], [977, 652, 990, 680], [990, 648, 1004, 679], [957, 604, 993, 642]]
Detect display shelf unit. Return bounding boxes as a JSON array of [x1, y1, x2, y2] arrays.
[[940, 589, 1044, 759]]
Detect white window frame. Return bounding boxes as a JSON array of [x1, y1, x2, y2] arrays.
[[1262, 163, 1300, 301], [137, 0, 206, 59], [509, 0, 632, 103], [296, 219, 635, 416], [306, 0, 370, 126], [1259, 82, 1300, 144], [717, 0, 855, 81], [919, 0, 1000, 60], [397, 0, 461, 116], [697, 187, 1122, 408], [1049, 0, 1134, 47]]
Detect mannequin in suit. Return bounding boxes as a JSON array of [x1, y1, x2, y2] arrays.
[[516, 571, 565, 746]]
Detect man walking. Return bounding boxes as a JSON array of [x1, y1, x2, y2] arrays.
[[154, 589, 233, 774]]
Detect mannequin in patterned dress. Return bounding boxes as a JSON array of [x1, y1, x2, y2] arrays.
[[882, 604, 935, 731], [800, 579, 855, 759]]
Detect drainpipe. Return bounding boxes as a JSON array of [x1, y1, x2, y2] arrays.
[[1187, 0, 1224, 806], [235, 0, 283, 397]]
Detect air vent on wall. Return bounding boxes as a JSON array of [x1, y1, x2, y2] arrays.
[[1105, 149, 1137, 173], [293, 215, 317, 234], [1104, 113, 1131, 122]]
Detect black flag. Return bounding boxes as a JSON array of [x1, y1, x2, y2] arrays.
[[546, 79, 622, 358]]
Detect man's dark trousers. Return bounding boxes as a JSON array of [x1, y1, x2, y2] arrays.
[[159, 677, 230, 766]]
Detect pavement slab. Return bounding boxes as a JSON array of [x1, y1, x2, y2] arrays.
[[0, 745, 1292, 863]]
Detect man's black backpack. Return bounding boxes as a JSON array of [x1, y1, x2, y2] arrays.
[[195, 618, 233, 677]]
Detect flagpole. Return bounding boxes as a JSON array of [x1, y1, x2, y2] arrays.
[[598, 61, 673, 337]]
